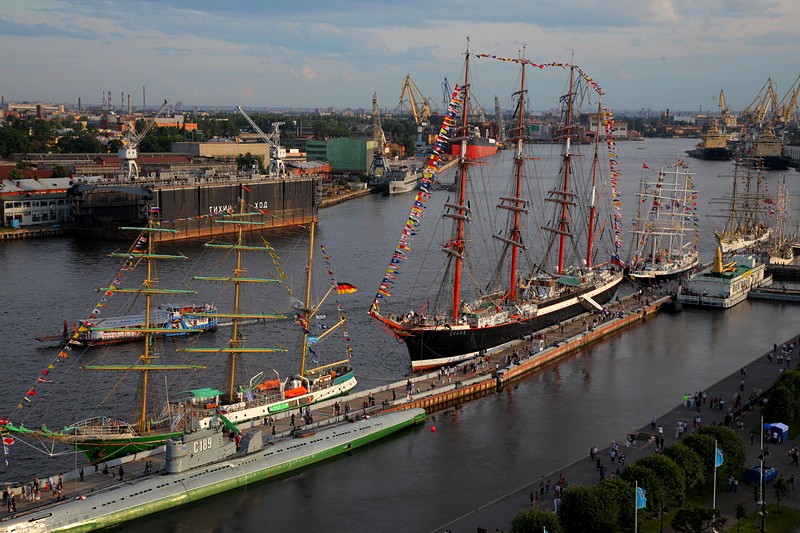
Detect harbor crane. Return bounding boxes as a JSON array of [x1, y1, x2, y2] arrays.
[[776, 74, 800, 127], [740, 78, 780, 130], [118, 99, 169, 180], [368, 92, 390, 181], [719, 90, 730, 130], [236, 106, 287, 177], [494, 96, 505, 145], [398, 74, 433, 149]]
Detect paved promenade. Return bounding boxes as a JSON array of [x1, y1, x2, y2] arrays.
[[431, 334, 800, 532]]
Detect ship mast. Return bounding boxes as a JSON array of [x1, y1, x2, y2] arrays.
[[181, 193, 287, 401], [299, 220, 315, 376], [585, 103, 602, 268], [495, 47, 529, 302], [298, 219, 351, 377], [545, 61, 578, 275], [445, 38, 472, 321], [82, 214, 204, 434]]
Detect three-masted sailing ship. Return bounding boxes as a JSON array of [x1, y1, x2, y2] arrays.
[[709, 157, 773, 254], [628, 161, 699, 282], [370, 47, 624, 371], [4, 193, 356, 463], [177, 195, 357, 430]]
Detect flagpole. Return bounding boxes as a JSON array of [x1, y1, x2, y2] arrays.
[[713, 439, 718, 510], [634, 480, 638, 533]]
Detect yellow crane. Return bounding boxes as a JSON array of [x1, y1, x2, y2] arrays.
[[399, 74, 433, 127], [776, 74, 800, 127], [719, 90, 730, 128], [398, 75, 434, 149], [740, 78, 780, 129]]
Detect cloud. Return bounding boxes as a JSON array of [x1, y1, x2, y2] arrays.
[[0, 16, 95, 40], [1, 0, 799, 111]]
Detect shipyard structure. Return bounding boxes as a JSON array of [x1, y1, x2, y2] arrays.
[[69, 174, 318, 241]]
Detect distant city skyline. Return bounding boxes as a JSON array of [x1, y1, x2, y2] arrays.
[[2, 0, 799, 115]]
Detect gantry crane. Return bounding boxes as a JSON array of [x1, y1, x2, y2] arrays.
[[236, 106, 287, 177], [118, 99, 169, 180]]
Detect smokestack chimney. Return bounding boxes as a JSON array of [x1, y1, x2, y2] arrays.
[[78, 97, 82, 113], [143, 85, 146, 112], [127, 94, 131, 115]]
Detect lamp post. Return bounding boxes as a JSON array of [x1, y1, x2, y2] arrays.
[[759, 415, 767, 533]]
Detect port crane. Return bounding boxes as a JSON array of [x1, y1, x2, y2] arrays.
[[740, 78, 780, 130], [398, 74, 433, 149], [718, 90, 730, 130], [236, 106, 287, 177], [494, 96, 505, 145], [776, 74, 800, 128], [368, 92, 390, 181], [118, 99, 169, 180]]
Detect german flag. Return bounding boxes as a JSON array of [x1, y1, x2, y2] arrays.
[[337, 283, 357, 294]]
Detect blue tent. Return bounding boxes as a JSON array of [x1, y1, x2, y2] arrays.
[[764, 422, 789, 443]]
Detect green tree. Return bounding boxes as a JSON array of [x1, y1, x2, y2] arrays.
[[763, 370, 800, 421], [698, 425, 746, 480], [773, 476, 791, 512], [734, 502, 747, 532], [51, 165, 71, 178], [0, 124, 29, 157], [662, 444, 706, 495], [57, 133, 101, 153], [236, 152, 264, 172], [509, 507, 562, 533], [28, 118, 56, 152], [106, 139, 124, 154], [670, 505, 726, 533], [596, 477, 636, 531], [558, 484, 618, 533], [636, 454, 686, 506], [682, 433, 717, 480]]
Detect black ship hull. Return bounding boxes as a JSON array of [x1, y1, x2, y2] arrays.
[[69, 177, 318, 241], [686, 147, 732, 161], [759, 156, 790, 171], [400, 277, 623, 370]]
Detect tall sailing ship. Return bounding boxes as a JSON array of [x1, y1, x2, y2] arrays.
[[370, 46, 624, 370], [627, 161, 699, 282], [765, 177, 794, 265], [708, 158, 773, 254], [3, 192, 356, 463]]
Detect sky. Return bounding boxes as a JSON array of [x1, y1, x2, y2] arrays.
[[1, 0, 799, 115]]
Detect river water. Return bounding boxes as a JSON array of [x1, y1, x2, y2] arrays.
[[1, 138, 798, 532]]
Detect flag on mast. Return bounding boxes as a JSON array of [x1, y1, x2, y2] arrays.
[[636, 486, 647, 509]]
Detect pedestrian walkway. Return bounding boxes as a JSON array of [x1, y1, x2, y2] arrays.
[[431, 334, 800, 532]]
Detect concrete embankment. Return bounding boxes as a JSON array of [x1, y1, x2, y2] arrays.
[[432, 334, 800, 532], [0, 226, 68, 240]]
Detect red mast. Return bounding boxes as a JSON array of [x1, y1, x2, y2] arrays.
[[445, 39, 472, 321], [495, 50, 528, 302], [555, 63, 576, 275]]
